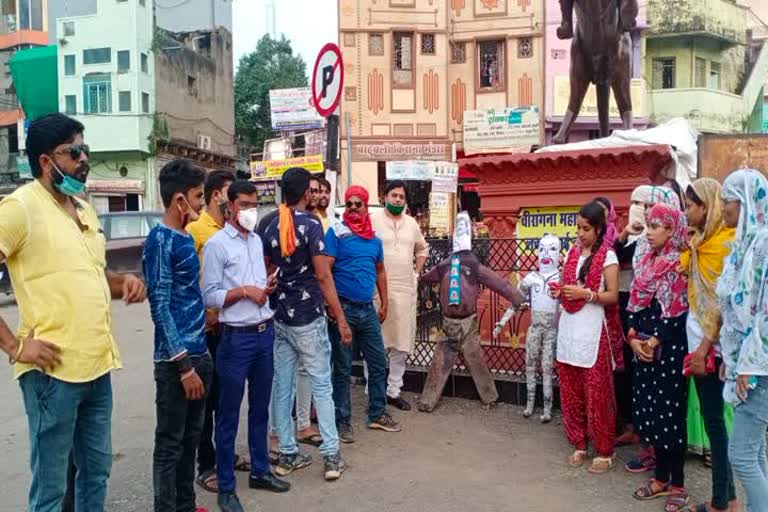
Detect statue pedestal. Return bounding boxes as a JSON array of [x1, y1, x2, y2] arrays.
[[461, 144, 673, 238]]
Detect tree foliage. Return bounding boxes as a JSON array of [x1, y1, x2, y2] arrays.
[[235, 35, 308, 154]]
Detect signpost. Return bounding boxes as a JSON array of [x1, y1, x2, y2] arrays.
[[311, 42, 344, 193], [269, 87, 324, 131]]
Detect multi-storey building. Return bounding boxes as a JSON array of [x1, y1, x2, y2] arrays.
[[338, 0, 545, 199], [0, 0, 48, 194], [53, 0, 236, 212], [645, 0, 768, 134], [55, 0, 156, 211]]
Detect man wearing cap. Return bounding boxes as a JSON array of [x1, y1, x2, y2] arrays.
[[326, 185, 401, 444]]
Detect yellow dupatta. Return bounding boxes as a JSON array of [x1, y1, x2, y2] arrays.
[[679, 178, 735, 340]]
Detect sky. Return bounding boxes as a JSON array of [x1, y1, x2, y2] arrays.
[[232, 0, 338, 73]]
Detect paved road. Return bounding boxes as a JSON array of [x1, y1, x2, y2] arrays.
[[0, 300, 719, 512]]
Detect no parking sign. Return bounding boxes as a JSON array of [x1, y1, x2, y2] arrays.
[[311, 43, 343, 118]]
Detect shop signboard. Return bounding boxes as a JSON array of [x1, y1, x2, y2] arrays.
[[385, 160, 458, 193], [516, 206, 581, 250], [431, 162, 459, 193], [255, 181, 277, 206], [250, 154, 324, 180], [351, 141, 451, 162], [463, 106, 541, 155], [428, 192, 451, 235], [269, 88, 324, 131]]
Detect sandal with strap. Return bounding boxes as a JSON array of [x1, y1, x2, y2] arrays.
[[567, 450, 587, 468], [195, 469, 218, 493], [233, 454, 251, 472], [587, 456, 614, 474], [665, 489, 690, 512], [633, 478, 672, 500]]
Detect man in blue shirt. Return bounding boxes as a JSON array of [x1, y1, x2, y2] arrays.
[[326, 185, 401, 443], [261, 168, 352, 482], [203, 180, 287, 512], [143, 159, 212, 512]]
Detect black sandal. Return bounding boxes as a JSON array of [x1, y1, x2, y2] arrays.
[[195, 469, 217, 493]]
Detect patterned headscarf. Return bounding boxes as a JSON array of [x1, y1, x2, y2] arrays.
[[716, 169, 768, 402], [628, 204, 688, 318], [717, 169, 768, 329], [633, 186, 681, 268]]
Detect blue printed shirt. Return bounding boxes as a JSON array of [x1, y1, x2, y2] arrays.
[[260, 208, 327, 326], [143, 223, 207, 362], [325, 220, 384, 303]]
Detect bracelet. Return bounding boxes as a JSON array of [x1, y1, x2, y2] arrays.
[[586, 290, 594, 304], [8, 337, 24, 364], [180, 369, 195, 382]]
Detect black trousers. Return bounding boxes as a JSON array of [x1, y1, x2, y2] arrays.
[[197, 331, 221, 474]]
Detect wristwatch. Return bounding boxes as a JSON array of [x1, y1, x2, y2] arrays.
[[177, 356, 193, 374]]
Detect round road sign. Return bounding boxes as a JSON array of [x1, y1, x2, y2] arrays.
[[311, 43, 344, 118]]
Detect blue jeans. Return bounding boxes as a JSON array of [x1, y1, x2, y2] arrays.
[[273, 317, 339, 457], [153, 354, 213, 512], [216, 324, 274, 494], [329, 300, 387, 425], [19, 371, 112, 512], [729, 376, 768, 512]]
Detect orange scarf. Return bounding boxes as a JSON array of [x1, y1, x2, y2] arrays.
[[279, 204, 296, 257]]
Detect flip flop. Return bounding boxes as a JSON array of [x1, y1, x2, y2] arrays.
[[233, 454, 250, 472], [633, 478, 672, 500], [297, 434, 323, 447], [195, 469, 218, 493]]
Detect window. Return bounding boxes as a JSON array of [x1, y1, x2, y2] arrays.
[[709, 61, 721, 90], [18, 0, 43, 31], [369, 34, 384, 56], [83, 48, 112, 65], [421, 34, 435, 55], [64, 55, 76, 76], [142, 92, 150, 113], [695, 57, 707, 88], [450, 42, 466, 64], [119, 91, 131, 112], [117, 50, 130, 72], [63, 21, 75, 37], [478, 40, 505, 90], [141, 53, 149, 73], [64, 95, 77, 115], [652, 57, 675, 89], [393, 33, 413, 87], [83, 73, 112, 113]]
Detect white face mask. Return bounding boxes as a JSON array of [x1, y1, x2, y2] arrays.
[[628, 204, 646, 231], [237, 208, 259, 232]]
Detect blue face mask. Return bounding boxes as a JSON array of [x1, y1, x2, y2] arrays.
[[51, 160, 86, 197]]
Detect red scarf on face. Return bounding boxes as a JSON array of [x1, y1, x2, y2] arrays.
[[561, 241, 625, 370], [343, 185, 375, 240]]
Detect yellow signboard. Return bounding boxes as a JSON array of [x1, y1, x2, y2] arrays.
[[250, 154, 324, 179], [553, 77, 646, 118], [516, 206, 581, 242]]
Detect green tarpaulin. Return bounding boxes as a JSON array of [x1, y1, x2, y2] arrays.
[[9, 45, 58, 121]]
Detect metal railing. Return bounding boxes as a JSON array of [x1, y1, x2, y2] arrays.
[[411, 237, 574, 378]]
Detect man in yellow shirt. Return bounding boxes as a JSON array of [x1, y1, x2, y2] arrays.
[[185, 169, 242, 493], [314, 177, 332, 233], [0, 113, 145, 512]]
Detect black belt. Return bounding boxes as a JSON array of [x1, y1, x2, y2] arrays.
[[339, 297, 372, 307], [222, 319, 273, 334]]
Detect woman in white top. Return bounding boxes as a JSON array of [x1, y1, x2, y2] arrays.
[[552, 201, 620, 474]]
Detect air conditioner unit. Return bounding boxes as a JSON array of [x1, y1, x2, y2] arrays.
[[197, 134, 211, 151]]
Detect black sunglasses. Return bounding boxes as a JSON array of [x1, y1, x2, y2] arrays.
[[53, 144, 90, 161], [345, 200, 363, 209]]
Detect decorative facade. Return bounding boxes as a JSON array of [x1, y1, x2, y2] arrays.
[[338, 0, 545, 197]]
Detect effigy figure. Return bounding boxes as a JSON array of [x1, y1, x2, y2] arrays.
[[494, 234, 561, 423], [417, 212, 525, 412]]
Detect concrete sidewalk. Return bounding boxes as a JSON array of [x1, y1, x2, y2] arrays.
[[0, 302, 718, 512]]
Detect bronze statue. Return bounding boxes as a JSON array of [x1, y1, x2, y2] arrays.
[[552, 0, 639, 144]]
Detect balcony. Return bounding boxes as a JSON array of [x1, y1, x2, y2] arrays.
[[74, 114, 154, 154], [650, 88, 745, 133], [647, 0, 748, 45]]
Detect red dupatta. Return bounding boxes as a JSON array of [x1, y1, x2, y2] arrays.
[[561, 242, 625, 370]]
